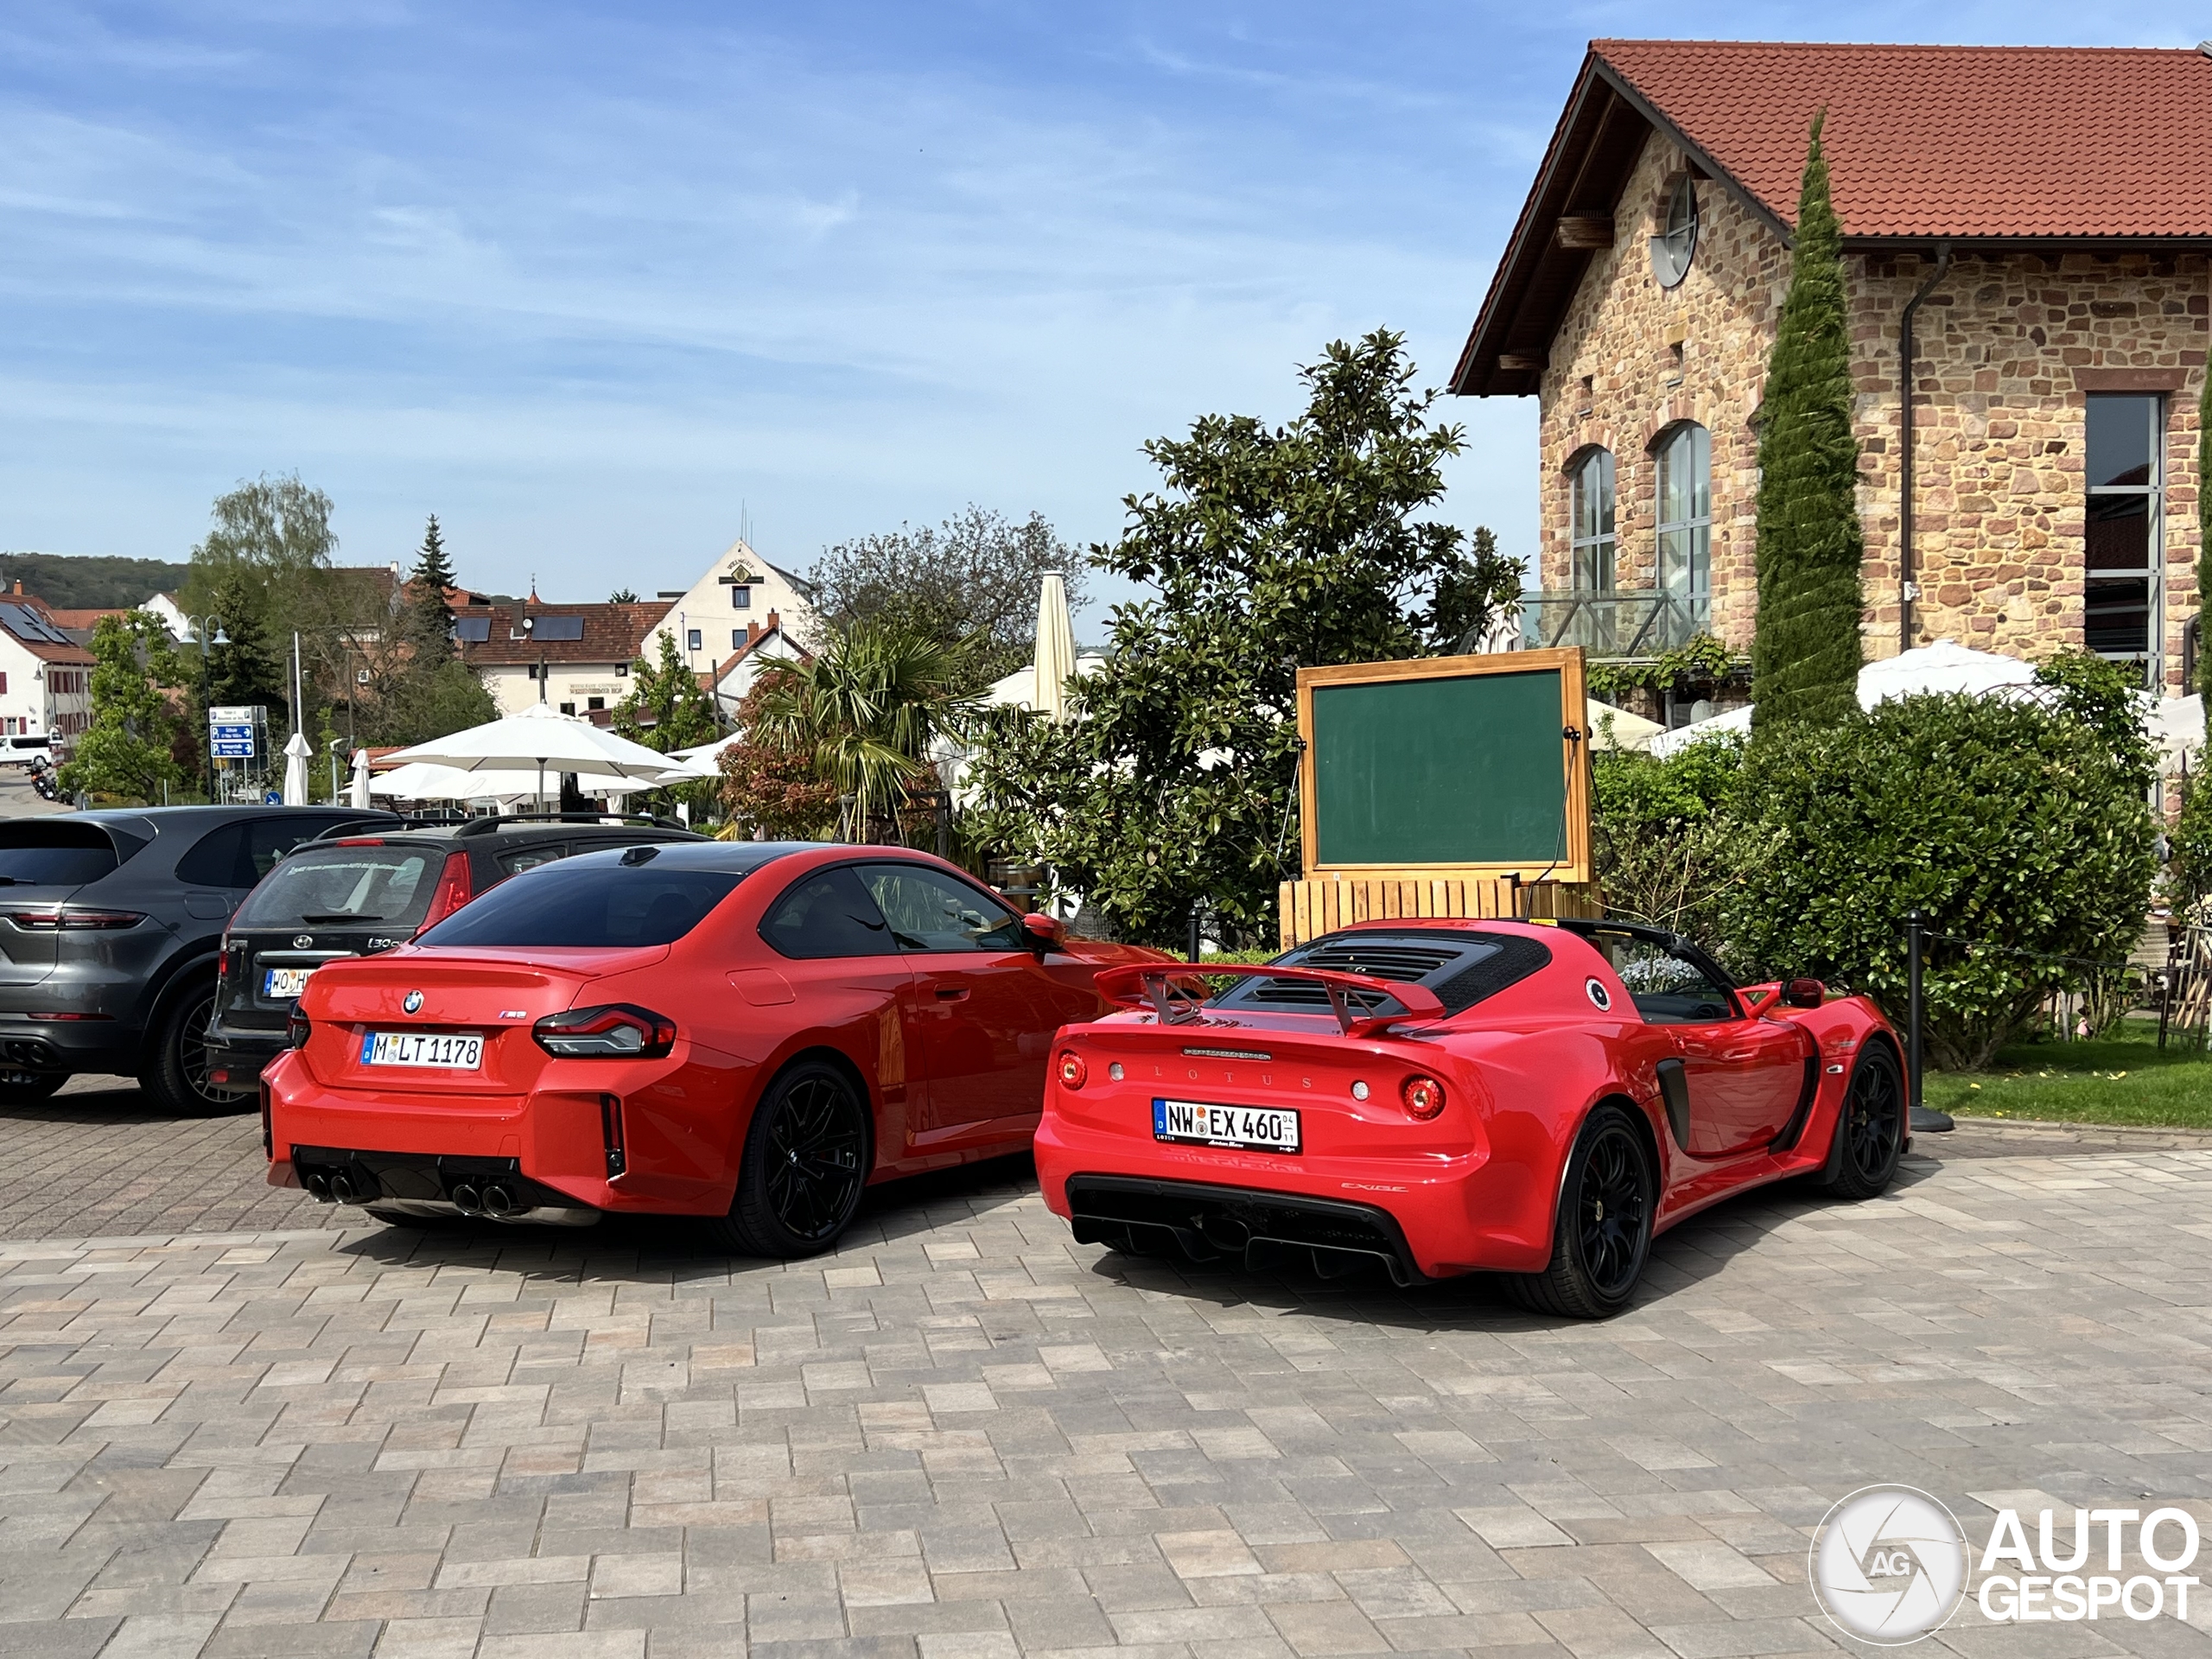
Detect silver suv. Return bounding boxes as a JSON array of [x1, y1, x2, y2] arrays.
[[0, 806, 395, 1113]]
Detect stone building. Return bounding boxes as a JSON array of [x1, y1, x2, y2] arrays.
[[1452, 40, 2209, 711]]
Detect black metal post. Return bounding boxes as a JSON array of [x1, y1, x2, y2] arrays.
[[1905, 909, 1924, 1114], [1188, 904, 1203, 964]]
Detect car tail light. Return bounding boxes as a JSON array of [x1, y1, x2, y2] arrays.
[[4, 908, 144, 931], [534, 1004, 677, 1058], [416, 850, 474, 931], [1401, 1074, 1446, 1121], [286, 1005, 311, 1049], [217, 946, 230, 983], [332, 837, 385, 847], [1058, 1050, 1088, 1089]]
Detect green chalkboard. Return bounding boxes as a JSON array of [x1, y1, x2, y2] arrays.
[[1308, 665, 1570, 869]]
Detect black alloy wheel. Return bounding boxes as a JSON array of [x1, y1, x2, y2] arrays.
[[1823, 1043, 1904, 1200], [1509, 1103, 1655, 1319], [143, 982, 240, 1117], [715, 1061, 870, 1258]]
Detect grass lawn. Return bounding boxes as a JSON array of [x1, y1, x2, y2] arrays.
[[1926, 1019, 2212, 1129]]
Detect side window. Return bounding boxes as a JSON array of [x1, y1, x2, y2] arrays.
[[760, 867, 898, 959], [1602, 936, 1738, 1025], [245, 818, 335, 885], [499, 842, 570, 877], [858, 863, 1025, 953], [175, 824, 245, 887]]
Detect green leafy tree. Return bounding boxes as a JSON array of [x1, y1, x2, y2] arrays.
[[1751, 112, 1865, 732], [748, 620, 979, 843], [2175, 366, 2212, 912], [965, 328, 1522, 947], [60, 614, 186, 804], [180, 473, 340, 643], [369, 661, 497, 748], [808, 507, 1082, 689], [613, 632, 721, 755], [717, 683, 840, 841], [1589, 735, 1760, 944], [402, 515, 458, 666]]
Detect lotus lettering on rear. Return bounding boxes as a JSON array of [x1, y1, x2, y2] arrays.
[[403, 989, 424, 1014]]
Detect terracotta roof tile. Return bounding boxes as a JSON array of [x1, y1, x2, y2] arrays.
[[1594, 39, 2212, 240], [454, 600, 673, 668]]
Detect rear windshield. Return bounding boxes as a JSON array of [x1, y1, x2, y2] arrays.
[[0, 824, 120, 888], [416, 860, 741, 950], [233, 844, 442, 930], [1211, 931, 1553, 1019]]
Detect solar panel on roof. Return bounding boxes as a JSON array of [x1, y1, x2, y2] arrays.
[[453, 615, 492, 643], [0, 603, 72, 645], [532, 615, 585, 641]]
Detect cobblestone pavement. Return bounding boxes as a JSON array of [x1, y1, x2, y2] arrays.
[[4, 1103, 2212, 1658]]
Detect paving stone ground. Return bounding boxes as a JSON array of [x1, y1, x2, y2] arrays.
[[4, 1087, 2212, 1657]]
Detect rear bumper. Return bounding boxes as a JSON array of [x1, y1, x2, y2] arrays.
[[1035, 1107, 1543, 1279], [262, 1051, 730, 1217], [281, 1146, 601, 1226], [206, 1027, 283, 1096], [1065, 1173, 1430, 1287], [0, 1016, 141, 1073]]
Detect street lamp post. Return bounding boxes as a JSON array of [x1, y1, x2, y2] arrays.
[[186, 615, 229, 801]]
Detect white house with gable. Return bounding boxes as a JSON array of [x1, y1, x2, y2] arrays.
[[644, 537, 820, 682]]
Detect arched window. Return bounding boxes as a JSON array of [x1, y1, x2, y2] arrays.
[[1570, 449, 1615, 591], [1655, 423, 1711, 632]]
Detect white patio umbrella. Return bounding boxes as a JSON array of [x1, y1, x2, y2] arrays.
[[384, 702, 678, 809], [1586, 698, 1664, 753], [281, 730, 312, 805], [2150, 693, 2204, 771], [348, 749, 373, 810], [370, 761, 545, 804], [1647, 639, 2037, 758], [1033, 571, 1077, 722]]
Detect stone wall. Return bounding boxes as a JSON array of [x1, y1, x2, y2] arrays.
[[1535, 130, 2209, 688], [1536, 133, 1789, 655]]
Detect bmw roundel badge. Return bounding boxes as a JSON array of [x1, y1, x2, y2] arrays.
[[403, 990, 424, 1014]]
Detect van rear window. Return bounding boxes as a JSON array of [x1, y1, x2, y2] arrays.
[[234, 846, 442, 930], [0, 824, 120, 888], [416, 860, 741, 949]]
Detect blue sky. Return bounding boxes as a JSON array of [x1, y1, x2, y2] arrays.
[[0, 3, 2184, 622]]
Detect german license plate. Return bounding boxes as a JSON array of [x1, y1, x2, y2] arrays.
[[263, 967, 311, 998], [1154, 1098, 1300, 1154], [361, 1031, 482, 1070]]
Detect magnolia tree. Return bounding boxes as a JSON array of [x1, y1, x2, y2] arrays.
[[965, 330, 1521, 948]]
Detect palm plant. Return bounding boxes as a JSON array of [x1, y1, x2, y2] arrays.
[[749, 619, 982, 842]]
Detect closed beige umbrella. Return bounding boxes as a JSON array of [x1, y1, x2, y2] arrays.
[[1033, 571, 1077, 723]]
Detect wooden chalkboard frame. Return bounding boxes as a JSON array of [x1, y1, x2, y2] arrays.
[[1295, 647, 1592, 885]]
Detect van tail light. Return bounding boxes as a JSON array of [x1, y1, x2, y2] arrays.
[[4, 908, 144, 931], [1057, 1050, 1088, 1089], [534, 1004, 677, 1058], [286, 1005, 312, 1050], [1401, 1074, 1446, 1121], [416, 850, 474, 932]]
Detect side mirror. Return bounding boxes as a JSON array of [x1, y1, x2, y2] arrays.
[[1021, 912, 1067, 952], [1781, 977, 1826, 1009]]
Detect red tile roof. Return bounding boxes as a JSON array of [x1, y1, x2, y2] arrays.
[[454, 600, 673, 668], [1594, 39, 2212, 241], [1452, 39, 2212, 397]]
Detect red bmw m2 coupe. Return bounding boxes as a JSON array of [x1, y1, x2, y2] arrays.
[[264, 841, 1166, 1255]]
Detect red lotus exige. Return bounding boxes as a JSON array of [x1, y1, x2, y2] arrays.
[[263, 841, 1166, 1255], [1035, 918, 1908, 1318]]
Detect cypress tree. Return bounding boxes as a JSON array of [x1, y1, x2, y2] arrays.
[[1751, 112, 1865, 730], [2200, 365, 2210, 731], [405, 515, 458, 665]]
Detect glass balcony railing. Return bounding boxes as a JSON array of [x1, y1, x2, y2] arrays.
[[1518, 589, 1710, 657]]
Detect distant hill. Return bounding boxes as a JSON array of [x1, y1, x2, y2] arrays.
[[0, 552, 192, 610]]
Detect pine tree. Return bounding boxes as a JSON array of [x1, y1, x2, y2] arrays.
[[405, 515, 458, 665], [1751, 112, 1866, 731]]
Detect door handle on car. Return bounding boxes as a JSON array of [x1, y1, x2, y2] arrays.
[[935, 986, 969, 1001]]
